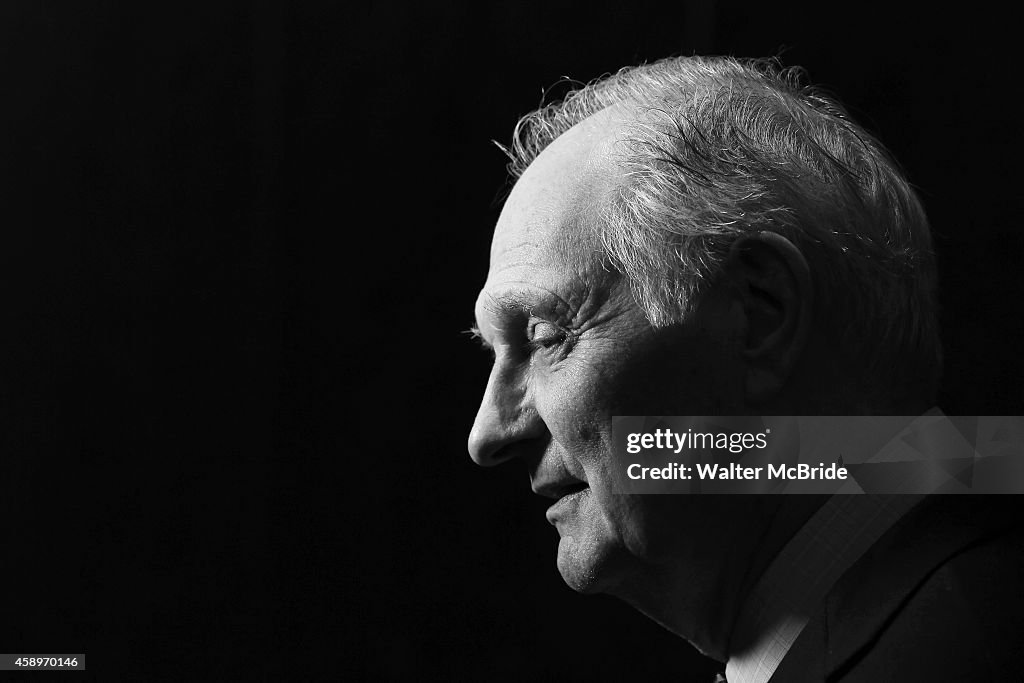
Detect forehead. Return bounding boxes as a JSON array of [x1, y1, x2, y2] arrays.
[[479, 108, 628, 319], [491, 107, 626, 265]]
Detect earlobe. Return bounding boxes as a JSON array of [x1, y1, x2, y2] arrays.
[[723, 231, 814, 404]]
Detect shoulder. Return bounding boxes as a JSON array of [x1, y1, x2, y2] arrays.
[[830, 498, 1024, 682]]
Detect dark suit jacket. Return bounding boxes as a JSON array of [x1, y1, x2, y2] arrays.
[[769, 496, 1024, 682]]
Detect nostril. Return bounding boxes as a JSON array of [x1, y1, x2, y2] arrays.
[[468, 420, 500, 466], [468, 425, 517, 467], [469, 390, 523, 466], [469, 374, 545, 466]]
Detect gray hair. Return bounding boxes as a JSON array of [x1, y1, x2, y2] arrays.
[[502, 55, 942, 402]]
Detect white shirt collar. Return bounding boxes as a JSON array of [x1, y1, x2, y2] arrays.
[[724, 409, 949, 683]]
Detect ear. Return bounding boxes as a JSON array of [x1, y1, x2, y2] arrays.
[[721, 231, 814, 404]]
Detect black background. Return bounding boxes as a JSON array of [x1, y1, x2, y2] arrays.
[[2, 2, 1021, 680]]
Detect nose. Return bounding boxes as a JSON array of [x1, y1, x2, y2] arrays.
[[468, 362, 545, 466]]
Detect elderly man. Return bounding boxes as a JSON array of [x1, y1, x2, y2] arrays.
[[468, 57, 1023, 681]]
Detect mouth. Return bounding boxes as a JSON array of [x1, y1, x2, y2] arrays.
[[543, 483, 589, 525], [531, 457, 589, 523]]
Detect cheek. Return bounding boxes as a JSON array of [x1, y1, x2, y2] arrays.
[[536, 358, 609, 442], [619, 328, 745, 416], [536, 351, 675, 497]]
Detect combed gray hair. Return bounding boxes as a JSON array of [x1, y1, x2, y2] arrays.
[[502, 55, 942, 403]]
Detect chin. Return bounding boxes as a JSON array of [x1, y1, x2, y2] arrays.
[[554, 527, 628, 595]]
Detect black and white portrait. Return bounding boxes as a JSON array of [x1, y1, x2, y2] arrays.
[[4, 2, 1022, 679]]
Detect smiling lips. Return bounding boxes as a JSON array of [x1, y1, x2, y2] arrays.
[[543, 483, 590, 525], [531, 456, 590, 522]]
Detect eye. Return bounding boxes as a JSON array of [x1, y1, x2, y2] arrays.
[[527, 320, 568, 351]]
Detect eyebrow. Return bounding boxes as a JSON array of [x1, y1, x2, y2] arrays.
[[482, 290, 538, 316], [468, 290, 552, 351]]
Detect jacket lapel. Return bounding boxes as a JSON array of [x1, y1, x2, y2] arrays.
[[821, 496, 1014, 679]]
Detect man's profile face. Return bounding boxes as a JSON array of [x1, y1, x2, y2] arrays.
[[469, 108, 775, 646]]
